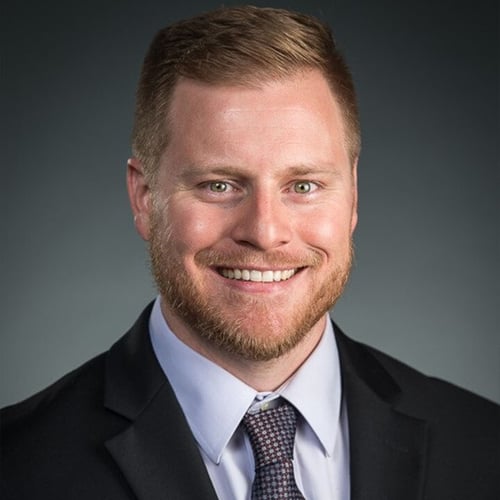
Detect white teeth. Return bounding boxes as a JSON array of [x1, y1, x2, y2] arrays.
[[262, 271, 273, 282], [250, 270, 261, 282], [220, 268, 297, 282]]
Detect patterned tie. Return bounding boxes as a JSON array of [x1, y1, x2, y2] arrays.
[[243, 401, 305, 499]]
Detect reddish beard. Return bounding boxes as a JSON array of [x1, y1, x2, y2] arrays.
[[193, 247, 322, 272], [149, 210, 353, 361]]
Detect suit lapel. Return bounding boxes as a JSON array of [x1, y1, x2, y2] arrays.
[[101, 305, 429, 499], [103, 305, 218, 500], [105, 383, 218, 500], [334, 324, 429, 500]]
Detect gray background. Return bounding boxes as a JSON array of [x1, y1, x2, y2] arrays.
[[2, 0, 498, 407]]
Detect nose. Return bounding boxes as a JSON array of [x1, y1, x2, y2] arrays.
[[230, 188, 293, 250]]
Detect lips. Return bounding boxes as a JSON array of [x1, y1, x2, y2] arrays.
[[219, 268, 297, 282]]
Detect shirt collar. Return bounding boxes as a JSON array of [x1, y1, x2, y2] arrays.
[[280, 317, 342, 457], [149, 297, 341, 463]]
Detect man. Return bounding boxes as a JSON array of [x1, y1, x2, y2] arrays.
[[1, 6, 498, 500]]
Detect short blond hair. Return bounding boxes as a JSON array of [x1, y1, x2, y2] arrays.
[[132, 6, 360, 183]]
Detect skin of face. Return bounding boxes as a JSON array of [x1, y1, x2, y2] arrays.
[[128, 69, 358, 389]]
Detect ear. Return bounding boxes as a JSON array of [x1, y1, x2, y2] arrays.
[[350, 157, 359, 234], [127, 157, 151, 241]]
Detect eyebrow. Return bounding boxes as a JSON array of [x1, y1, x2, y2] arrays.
[[283, 165, 341, 177], [178, 163, 341, 181], [179, 165, 246, 180]]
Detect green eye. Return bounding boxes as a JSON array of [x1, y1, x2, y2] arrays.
[[209, 181, 228, 192], [293, 181, 312, 193]]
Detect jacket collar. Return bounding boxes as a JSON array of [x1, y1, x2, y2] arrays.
[[334, 323, 429, 500], [103, 303, 218, 500], [102, 304, 428, 500]]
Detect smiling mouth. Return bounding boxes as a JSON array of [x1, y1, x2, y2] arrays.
[[218, 268, 298, 282]]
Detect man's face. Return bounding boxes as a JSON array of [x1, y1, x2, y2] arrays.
[[132, 70, 357, 361]]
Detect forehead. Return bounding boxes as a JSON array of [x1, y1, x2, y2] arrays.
[[162, 71, 349, 172], [170, 71, 340, 119]]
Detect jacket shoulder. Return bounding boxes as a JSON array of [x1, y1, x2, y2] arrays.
[[1, 353, 106, 423], [336, 327, 500, 497], [1, 351, 132, 499], [363, 341, 500, 419]]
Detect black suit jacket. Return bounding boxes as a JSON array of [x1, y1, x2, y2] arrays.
[[1, 304, 499, 499]]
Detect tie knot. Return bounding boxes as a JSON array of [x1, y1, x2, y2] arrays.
[[243, 401, 298, 469]]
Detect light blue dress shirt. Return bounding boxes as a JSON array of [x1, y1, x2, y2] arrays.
[[149, 297, 350, 499]]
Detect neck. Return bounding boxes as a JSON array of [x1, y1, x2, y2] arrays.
[[160, 301, 326, 392]]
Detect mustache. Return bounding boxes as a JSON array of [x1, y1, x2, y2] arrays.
[[195, 248, 322, 269]]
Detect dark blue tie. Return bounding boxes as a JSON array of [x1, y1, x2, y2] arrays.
[[243, 401, 305, 499]]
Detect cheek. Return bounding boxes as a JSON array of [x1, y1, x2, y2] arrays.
[[296, 208, 352, 252], [167, 203, 228, 254]]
